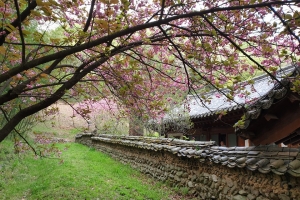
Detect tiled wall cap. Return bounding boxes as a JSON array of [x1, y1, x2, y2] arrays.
[[76, 134, 300, 177]]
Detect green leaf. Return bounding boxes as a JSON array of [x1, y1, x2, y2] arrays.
[[285, 14, 292, 20], [211, 29, 217, 36], [0, 46, 6, 55], [36, 0, 44, 6], [22, 30, 30, 36], [5, 24, 16, 33], [41, 6, 52, 16]]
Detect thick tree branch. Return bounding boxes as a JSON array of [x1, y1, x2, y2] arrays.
[[0, 56, 107, 142], [0, 58, 66, 105], [0, 106, 40, 156]]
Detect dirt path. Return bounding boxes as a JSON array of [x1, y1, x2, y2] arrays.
[[33, 102, 92, 141], [50, 101, 88, 129]]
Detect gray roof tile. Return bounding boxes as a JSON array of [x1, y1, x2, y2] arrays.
[[248, 151, 261, 156], [256, 159, 269, 167], [278, 151, 299, 157], [266, 146, 283, 152], [235, 147, 248, 151], [260, 151, 279, 156], [236, 157, 246, 164], [258, 165, 271, 173], [270, 160, 285, 169], [247, 165, 258, 171], [246, 158, 260, 165], [287, 169, 300, 177], [288, 159, 300, 170], [237, 163, 247, 168], [220, 156, 228, 162]]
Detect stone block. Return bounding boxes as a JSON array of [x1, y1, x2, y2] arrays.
[[278, 194, 290, 200], [247, 193, 256, 200], [187, 181, 194, 188], [238, 190, 247, 196], [232, 195, 247, 200], [256, 195, 270, 200]]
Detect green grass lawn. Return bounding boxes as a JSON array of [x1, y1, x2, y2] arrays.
[[0, 140, 182, 200]]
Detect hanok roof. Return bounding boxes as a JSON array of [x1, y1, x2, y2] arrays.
[[163, 65, 299, 125]]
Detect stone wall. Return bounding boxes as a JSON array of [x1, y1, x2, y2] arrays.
[[76, 134, 300, 200]]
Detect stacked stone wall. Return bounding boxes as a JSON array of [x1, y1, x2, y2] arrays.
[[76, 135, 300, 200]]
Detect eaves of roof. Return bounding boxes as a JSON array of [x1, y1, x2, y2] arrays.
[[162, 65, 299, 127], [235, 66, 299, 130]]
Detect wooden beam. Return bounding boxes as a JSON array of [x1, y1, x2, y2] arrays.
[[288, 93, 300, 102], [264, 113, 279, 121], [191, 127, 235, 138], [238, 131, 255, 139], [291, 137, 300, 145], [237, 136, 245, 146], [275, 129, 300, 144], [251, 100, 300, 145]]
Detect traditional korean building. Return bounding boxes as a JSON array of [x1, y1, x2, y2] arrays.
[[159, 65, 300, 147]]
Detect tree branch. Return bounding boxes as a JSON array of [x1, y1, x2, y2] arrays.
[[0, 106, 40, 156], [13, 0, 26, 64], [268, 5, 300, 44], [83, 0, 96, 32]]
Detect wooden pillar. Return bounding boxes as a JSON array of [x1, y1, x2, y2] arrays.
[[237, 136, 245, 146]]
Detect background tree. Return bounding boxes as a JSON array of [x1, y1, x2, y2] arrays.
[[0, 0, 300, 142]]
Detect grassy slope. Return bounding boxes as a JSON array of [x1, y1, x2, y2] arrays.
[[0, 140, 181, 200]]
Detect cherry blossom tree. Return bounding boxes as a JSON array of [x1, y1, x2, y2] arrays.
[[0, 0, 300, 142]]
